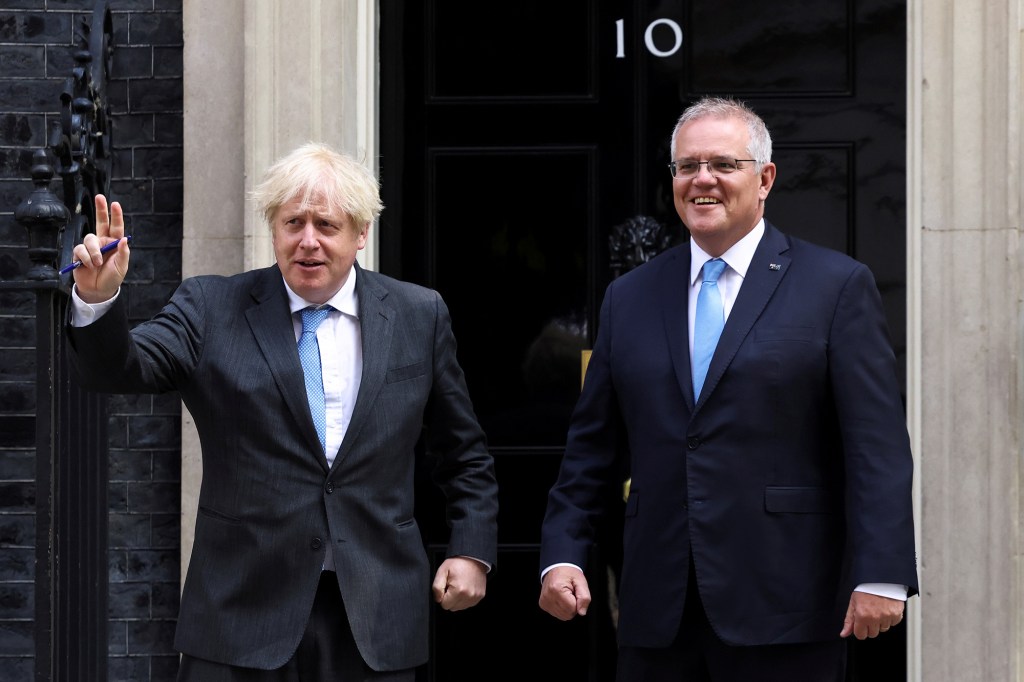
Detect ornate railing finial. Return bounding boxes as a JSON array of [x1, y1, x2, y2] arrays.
[[14, 150, 70, 282]]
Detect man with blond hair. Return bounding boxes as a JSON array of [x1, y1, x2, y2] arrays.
[[67, 142, 498, 680]]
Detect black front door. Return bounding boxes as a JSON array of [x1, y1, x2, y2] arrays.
[[380, 2, 908, 680]]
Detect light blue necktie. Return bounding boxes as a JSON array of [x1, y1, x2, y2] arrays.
[[692, 258, 727, 399], [298, 306, 332, 453]]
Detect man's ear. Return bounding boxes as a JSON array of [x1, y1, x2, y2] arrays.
[[357, 221, 371, 249], [759, 162, 777, 201]]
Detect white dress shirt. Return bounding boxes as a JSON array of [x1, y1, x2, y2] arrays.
[[284, 268, 362, 471], [283, 271, 363, 574], [687, 220, 763, 357]]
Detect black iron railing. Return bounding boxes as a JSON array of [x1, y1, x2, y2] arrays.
[[0, 2, 114, 680]]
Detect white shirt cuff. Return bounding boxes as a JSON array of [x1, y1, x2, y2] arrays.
[[70, 286, 119, 327], [854, 582, 908, 601], [540, 562, 582, 582]]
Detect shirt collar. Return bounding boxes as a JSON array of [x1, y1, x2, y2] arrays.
[[283, 266, 359, 318], [689, 219, 765, 286]]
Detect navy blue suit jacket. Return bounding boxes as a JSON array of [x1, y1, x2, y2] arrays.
[[540, 221, 918, 647]]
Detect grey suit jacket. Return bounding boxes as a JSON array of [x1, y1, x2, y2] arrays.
[[67, 262, 498, 671]]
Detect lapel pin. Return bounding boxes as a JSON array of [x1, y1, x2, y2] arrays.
[[769, 263, 781, 270]]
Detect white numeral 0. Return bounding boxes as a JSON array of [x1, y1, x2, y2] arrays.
[[615, 18, 684, 59]]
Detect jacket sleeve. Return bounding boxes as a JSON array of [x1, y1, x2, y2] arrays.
[[66, 278, 206, 395], [421, 291, 499, 569], [829, 263, 919, 596]]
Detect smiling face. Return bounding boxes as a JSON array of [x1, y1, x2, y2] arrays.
[[672, 114, 776, 256], [271, 195, 368, 304]]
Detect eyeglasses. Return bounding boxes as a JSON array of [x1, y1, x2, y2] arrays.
[[668, 158, 758, 178]]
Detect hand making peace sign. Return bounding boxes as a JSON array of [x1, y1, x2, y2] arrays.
[[70, 194, 131, 304]]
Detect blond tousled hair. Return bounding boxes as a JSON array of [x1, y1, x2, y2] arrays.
[[250, 142, 384, 228]]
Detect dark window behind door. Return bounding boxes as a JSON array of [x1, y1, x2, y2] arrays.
[[380, 1, 907, 680]]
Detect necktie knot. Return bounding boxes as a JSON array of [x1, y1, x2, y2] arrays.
[[702, 258, 727, 284], [301, 306, 332, 333]]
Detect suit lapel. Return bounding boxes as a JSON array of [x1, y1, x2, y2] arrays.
[[332, 265, 394, 470], [657, 245, 696, 412], [697, 222, 791, 407], [245, 266, 327, 466]]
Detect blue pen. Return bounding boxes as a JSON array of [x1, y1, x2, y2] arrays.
[[59, 235, 133, 275]]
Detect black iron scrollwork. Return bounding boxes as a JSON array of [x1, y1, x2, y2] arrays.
[[608, 214, 677, 279], [49, 1, 113, 285]]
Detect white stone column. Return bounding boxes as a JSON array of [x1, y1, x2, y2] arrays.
[[243, 0, 379, 271], [908, 0, 1023, 678], [181, 0, 378, 579]]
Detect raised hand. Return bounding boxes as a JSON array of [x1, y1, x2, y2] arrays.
[[71, 194, 131, 303]]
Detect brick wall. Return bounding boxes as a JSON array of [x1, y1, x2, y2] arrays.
[[0, 2, 183, 680]]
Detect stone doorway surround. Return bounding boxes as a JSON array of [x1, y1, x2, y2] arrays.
[[182, 1, 1023, 680], [906, 0, 1022, 680]]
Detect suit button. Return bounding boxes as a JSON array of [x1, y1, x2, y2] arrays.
[[311, 537, 323, 550], [687, 437, 701, 450], [325, 481, 334, 494]]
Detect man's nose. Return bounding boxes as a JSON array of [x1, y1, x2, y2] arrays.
[[693, 164, 718, 183], [299, 221, 320, 246]]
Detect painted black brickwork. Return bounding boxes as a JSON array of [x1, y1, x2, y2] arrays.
[[0, 2, 183, 680]]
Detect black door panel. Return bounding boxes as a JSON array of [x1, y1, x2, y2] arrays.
[[381, 2, 907, 679]]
